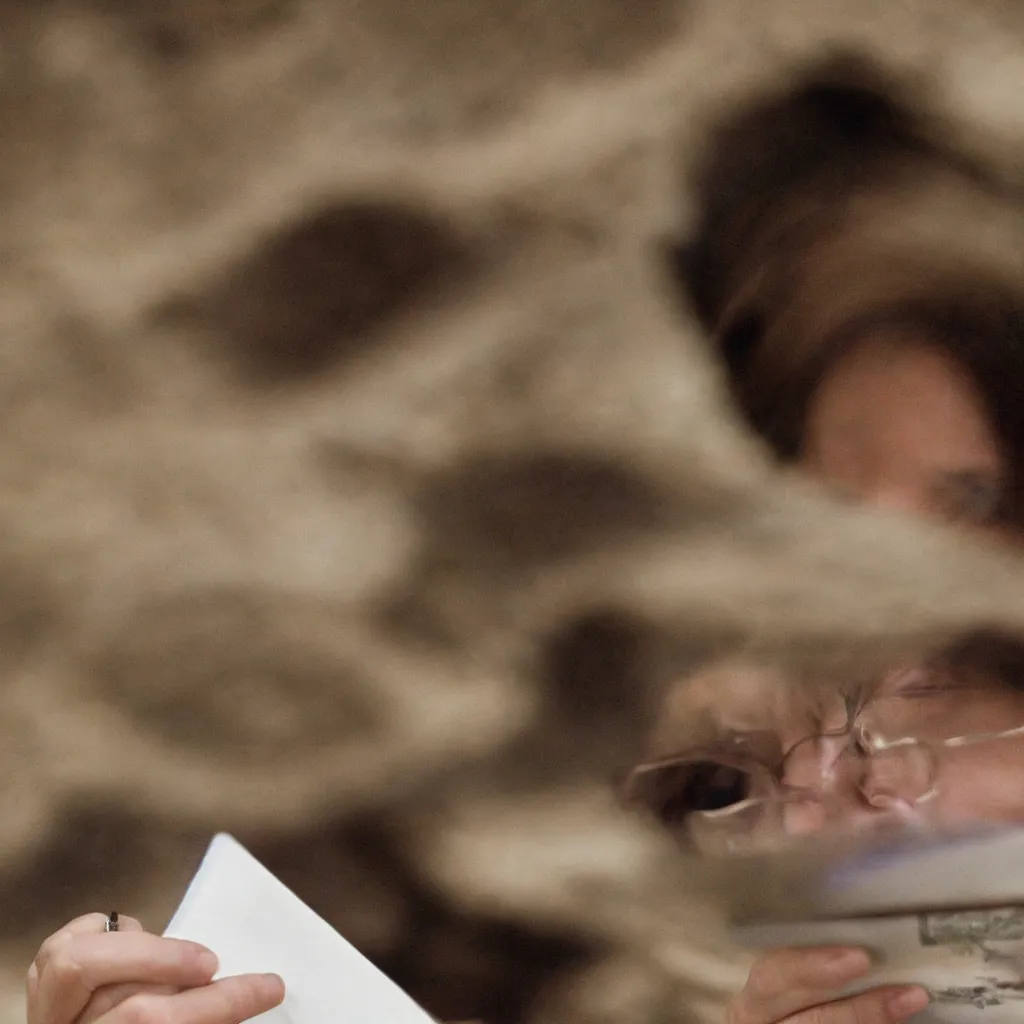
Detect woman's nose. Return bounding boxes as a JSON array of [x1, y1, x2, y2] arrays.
[[863, 483, 931, 519], [781, 732, 843, 793], [780, 739, 920, 838], [781, 793, 909, 839], [779, 734, 848, 836]]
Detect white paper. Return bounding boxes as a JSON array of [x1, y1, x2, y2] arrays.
[[163, 833, 436, 1024]]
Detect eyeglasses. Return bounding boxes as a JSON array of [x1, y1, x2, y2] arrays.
[[622, 682, 1024, 854]]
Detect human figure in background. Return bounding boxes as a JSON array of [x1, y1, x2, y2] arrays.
[[628, 51, 1024, 1024]]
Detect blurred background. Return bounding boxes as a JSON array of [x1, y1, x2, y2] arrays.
[[6, 1, 1024, 1022]]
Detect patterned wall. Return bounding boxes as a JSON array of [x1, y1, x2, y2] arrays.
[[5, 1, 1024, 1021]]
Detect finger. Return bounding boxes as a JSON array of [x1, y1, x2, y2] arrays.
[[33, 933, 218, 1024], [31, 917, 145, 983], [729, 948, 872, 1024], [787, 985, 931, 1024], [79, 984, 178, 1024], [28, 917, 145, 1016], [106, 974, 285, 1024], [41, 915, 142, 947], [110, 917, 144, 934]]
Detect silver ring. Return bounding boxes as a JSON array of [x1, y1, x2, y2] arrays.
[[104, 911, 119, 933]]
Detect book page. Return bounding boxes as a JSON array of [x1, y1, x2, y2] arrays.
[[700, 825, 1024, 925], [731, 909, 1024, 1024], [163, 833, 436, 1024]]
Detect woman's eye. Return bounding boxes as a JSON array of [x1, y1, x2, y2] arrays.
[[883, 668, 947, 698], [654, 761, 753, 824], [933, 471, 1003, 525]]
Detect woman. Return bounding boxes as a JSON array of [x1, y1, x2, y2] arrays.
[[625, 634, 1024, 1024], [670, 51, 1024, 538], [634, 52, 1024, 1024], [28, 55, 1024, 1024]]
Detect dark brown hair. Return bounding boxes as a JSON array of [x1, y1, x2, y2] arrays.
[[931, 627, 1024, 691], [666, 52, 1024, 529]]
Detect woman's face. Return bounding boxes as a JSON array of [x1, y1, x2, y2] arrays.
[[634, 665, 1024, 854], [800, 330, 1007, 531], [776, 671, 1024, 842], [631, 332, 1022, 853]]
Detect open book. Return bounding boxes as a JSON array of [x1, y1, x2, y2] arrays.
[[163, 834, 435, 1024], [713, 826, 1024, 1024]]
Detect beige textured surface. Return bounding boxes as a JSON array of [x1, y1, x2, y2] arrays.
[[5, 1, 1024, 1022]]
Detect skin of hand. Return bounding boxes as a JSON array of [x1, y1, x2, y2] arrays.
[[726, 947, 931, 1024], [27, 914, 285, 1024]]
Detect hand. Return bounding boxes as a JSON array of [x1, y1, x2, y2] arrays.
[[726, 947, 931, 1024], [27, 913, 285, 1024]]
